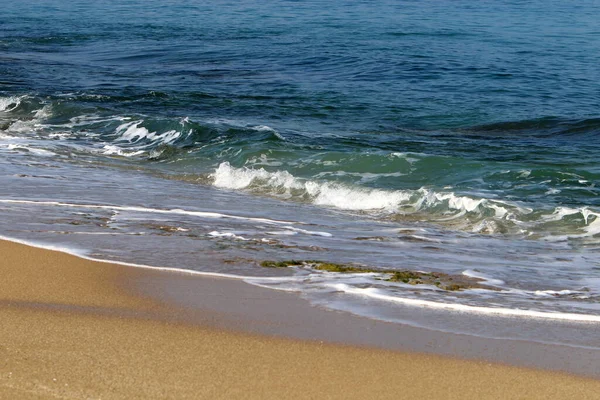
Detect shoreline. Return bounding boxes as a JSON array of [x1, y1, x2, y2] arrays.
[[3, 236, 600, 376], [1, 238, 599, 398]]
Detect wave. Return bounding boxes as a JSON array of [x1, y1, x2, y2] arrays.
[[0, 95, 24, 112], [98, 119, 186, 157], [2, 93, 599, 240], [0, 94, 285, 160], [211, 162, 413, 210], [209, 162, 600, 239], [97, 117, 284, 159]]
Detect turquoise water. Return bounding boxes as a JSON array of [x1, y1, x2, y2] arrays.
[[2, 0, 600, 346]]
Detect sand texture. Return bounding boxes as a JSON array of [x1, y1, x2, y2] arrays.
[[1, 240, 599, 399]]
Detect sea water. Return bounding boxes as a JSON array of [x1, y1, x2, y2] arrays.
[[2, 0, 600, 348]]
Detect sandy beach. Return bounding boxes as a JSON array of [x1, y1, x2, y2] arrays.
[[4, 0, 600, 397], [0, 239, 598, 399]]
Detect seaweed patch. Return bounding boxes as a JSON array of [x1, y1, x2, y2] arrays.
[[259, 260, 493, 291]]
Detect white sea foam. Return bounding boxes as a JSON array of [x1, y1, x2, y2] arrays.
[[282, 226, 333, 237], [115, 120, 181, 144], [33, 106, 51, 119], [93, 120, 188, 157], [309, 182, 412, 210], [518, 170, 531, 178], [211, 162, 412, 210], [462, 269, 505, 286], [253, 125, 275, 132], [60, 114, 129, 128], [7, 120, 36, 133], [101, 144, 145, 157], [414, 188, 522, 219], [0, 96, 23, 112], [538, 207, 600, 239], [0, 199, 293, 225], [212, 162, 299, 190], [0, 133, 16, 140], [48, 131, 75, 139], [210, 162, 521, 217], [5, 104, 53, 134], [406, 235, 442, 243], [4, 144, 56, 157], [209, 162, 600, 238], [388, 151, 422, 164], [533, 290, 580, 298], [204, 118, 283, 138], [0, 234, 248, 281], [253, 124, 285, 139], [333, 284, 600, 322], [266, 230, 298, 236], [208, 231, 248, 241]]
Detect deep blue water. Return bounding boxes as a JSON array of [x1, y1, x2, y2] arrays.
[[2, 0, 600, 345], [3, 0, 600, 128]]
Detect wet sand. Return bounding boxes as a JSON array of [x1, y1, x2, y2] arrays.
[[1, 239, 599, 399]]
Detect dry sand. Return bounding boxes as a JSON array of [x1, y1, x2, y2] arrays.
[[1, 239, 599, 399]]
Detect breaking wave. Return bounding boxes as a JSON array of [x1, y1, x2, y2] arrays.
[[210, 162, 600, 239], [0, 95, 25, 112], [0, 94, 285, 161], [2, 93, 600, 241]]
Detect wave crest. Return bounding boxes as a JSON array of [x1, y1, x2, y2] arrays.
[[0, 96, 24, 112], [209, 162, 600, 239]]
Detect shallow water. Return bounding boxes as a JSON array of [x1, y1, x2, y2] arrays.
[[2, 0, 600, 348]]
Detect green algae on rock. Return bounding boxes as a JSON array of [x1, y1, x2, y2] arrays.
[[259, 260, 492, 291]]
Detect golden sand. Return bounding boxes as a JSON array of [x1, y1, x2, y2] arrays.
[[1, 240, 598, 399]]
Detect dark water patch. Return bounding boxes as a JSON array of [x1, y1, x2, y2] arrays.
[[466, 117, 600, 138]]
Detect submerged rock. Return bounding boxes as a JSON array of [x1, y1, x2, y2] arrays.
[[259, 260, 493, 291]]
